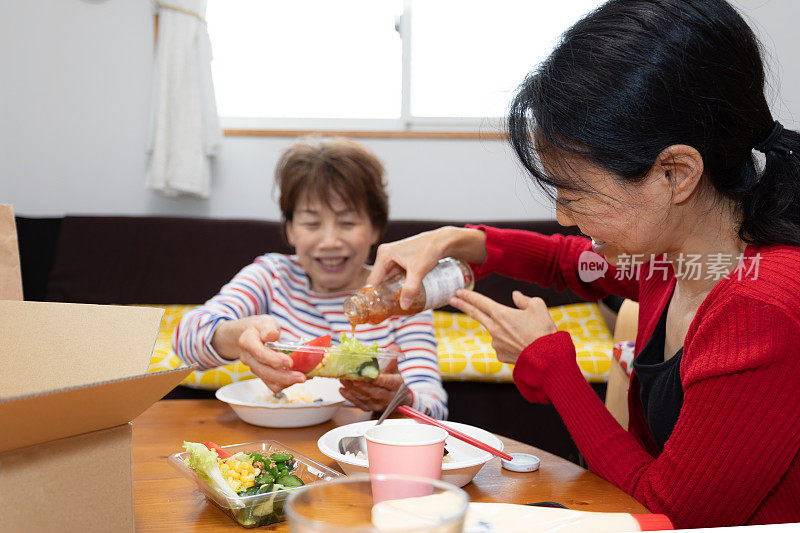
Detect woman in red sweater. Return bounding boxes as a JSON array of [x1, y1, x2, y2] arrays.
[[366, 0, 800, 528]]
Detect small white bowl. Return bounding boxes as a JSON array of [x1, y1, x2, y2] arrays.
[[317, 419, 504, 487], [215, 378, 345, 428]]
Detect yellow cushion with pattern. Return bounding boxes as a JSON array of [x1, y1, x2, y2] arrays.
[[146, 305, 256, 389], [434, 302, 613, 383], [147, 302, 614, 389]]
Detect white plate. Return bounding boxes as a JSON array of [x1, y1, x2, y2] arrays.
[[317, 419, 504, 487], [215, 378, 345, 428]]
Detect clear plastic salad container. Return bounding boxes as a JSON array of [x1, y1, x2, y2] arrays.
[[169, 440, 344, 528], [266, 338, 401, 381]]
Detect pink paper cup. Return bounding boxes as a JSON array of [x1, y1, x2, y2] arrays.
[[365, 424, 448, 502]]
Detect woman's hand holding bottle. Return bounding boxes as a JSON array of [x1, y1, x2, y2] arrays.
[[211, 315, 306, 393], [364, 224, 560, 362], [366, 226, 488, 309]]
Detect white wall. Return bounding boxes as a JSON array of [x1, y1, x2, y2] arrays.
[[1, 0, 798, 221]]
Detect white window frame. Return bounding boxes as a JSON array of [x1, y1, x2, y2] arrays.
[[219, 1, 506, 134]]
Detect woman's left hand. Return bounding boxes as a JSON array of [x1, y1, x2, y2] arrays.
[[449, 289, 558, 364], [339, 354, 411, 412]]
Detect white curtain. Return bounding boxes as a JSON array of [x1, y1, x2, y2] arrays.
[[146, 0, 222, 199]]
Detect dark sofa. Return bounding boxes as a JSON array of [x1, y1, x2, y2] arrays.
[[15, 215, 606, 464]]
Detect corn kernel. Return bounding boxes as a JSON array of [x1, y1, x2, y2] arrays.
[[253, 468, 261, 476]]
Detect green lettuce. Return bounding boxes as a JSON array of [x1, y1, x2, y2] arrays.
[[228, 451, 253, 465], [306, 334, 383, 380], [183, 441, 243, 506], [336, 333, 379, 354]]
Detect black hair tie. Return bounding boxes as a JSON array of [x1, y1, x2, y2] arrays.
[[755, 120, 787, 155]]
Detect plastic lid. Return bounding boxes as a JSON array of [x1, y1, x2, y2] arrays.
[[501, 453, 540, 472]]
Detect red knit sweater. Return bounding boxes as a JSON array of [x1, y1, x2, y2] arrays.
[[470, 226, 800, 528]]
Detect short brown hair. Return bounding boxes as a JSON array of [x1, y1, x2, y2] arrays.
[[275, 137, 389, 236]]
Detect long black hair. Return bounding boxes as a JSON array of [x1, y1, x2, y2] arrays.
[[509, 0, 800, 247]]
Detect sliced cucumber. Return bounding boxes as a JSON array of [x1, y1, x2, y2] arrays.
[[276, 474, 304, 488], [237, 485, 261, 497], [255, 471, 275, 485], [252, 493, 277, 517], [252, 484, 284, 517], [248, 452, 269, 466], [357, 359, 380, 380]]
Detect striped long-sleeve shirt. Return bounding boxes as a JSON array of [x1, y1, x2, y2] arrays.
[[173, 253, 447, 419]]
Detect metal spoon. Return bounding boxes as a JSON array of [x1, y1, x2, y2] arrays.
[[338, 381, 410, 456]]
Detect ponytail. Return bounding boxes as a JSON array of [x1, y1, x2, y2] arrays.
[[740, 123, 800, 246]]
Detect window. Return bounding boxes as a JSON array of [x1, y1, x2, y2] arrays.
[[207, 0, 603, 132]]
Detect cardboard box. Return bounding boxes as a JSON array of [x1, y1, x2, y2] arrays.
[[0, 206, 193, 531], [0, 301, 193, 531], [0, 205, 23, 300]]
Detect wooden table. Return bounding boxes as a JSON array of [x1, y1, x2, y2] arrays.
[[134, 400, 647, 531]]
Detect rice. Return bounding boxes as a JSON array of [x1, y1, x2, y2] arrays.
[[344, 450, 368, 461], [259, 383, 323, 405]]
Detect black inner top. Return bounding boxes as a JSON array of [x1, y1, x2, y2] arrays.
[[632, 301, 684, 451]]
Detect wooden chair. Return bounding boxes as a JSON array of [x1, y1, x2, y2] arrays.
[[605, 299, 639, 428]]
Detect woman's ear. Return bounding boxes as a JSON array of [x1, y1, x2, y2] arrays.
[[370, 226, 381, 247], [655, 145, 705, 204], [285, 220, 296, 247]]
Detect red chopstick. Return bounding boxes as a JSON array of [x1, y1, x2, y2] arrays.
[[397, 405, 513, 461]]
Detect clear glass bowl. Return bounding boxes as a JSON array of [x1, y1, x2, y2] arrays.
[[168, 439, 344, 528], [285, 474, 469, 532], [266, 340, 401, 381]]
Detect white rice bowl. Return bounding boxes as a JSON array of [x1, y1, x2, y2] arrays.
[[318, 419, 504, 487], [215, 377, 344, 428]]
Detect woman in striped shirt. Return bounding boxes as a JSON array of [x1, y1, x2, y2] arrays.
[[173, 137, 447, 419]]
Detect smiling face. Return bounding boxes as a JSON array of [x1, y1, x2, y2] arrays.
[[285, 193, 380, 293], [548, 154, 680, 267]]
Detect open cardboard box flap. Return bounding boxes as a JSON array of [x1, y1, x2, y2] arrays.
[[0, 300, 166, 396], [0, 300, 194, 453], [0, 367, 192, 453]]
